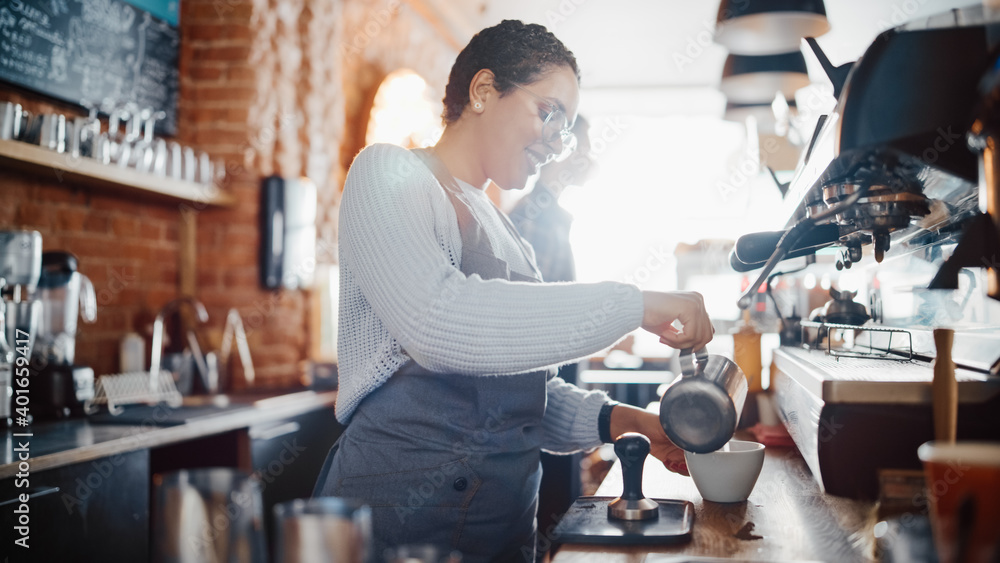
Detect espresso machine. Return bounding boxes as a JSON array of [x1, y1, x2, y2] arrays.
[[32, 251, 97, 419], [0, 231, 43, 427], [731, 6, 1000, 499]]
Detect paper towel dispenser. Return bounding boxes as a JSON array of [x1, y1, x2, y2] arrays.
[[260, 175, 317, 290]]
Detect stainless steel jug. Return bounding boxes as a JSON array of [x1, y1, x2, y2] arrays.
[[0, 231, 42, 292], [152, 468, 267, 563], [34, 251, 97, 365], [273, 497, 371, 563], [659, 348, 748, 453], [0, 231, 43, 358], [0, 102, 29, 141], [23, 113, 67, 152]]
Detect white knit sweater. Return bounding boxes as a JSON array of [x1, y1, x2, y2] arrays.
[[337, 143, 645, 453]]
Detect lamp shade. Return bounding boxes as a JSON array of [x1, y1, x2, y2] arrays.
[[725, 102, 782, 135], [720, 51, 810, 105], [715, 0, 830, 55]]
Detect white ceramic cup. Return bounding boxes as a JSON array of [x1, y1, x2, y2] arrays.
[[684, 439, 765, 503]]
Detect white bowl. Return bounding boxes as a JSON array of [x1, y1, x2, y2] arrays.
[[684, 440, 765, 503]]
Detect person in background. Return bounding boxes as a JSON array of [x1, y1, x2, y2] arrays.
[[314, 20, 713, 562], [509, 115, 593, 285], [508, 115, 594, 550]]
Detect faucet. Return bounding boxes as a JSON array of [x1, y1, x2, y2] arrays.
[[149, 297, 208, 381]]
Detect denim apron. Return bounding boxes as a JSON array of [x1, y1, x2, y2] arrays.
[[314, 148, 552, 562]]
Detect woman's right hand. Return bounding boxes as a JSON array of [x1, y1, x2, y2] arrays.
[[640, 290, 714, 351]]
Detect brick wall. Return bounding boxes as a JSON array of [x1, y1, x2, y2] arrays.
[[1, 85, 182, 377], [1, 0, 463, 388], [339, 0, 456, 170], [179, 0, 312, 386]]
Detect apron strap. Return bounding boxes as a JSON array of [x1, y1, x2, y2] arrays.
[[411, 147, 543, 281], [488, 202, 545, 281]]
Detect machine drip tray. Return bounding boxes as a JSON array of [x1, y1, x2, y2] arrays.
[[553, 496, 694, 545]]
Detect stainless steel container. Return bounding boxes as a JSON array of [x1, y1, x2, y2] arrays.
[[4, 300, 39, 362], [659, 348, 749, 453], [0, 231, 42, 293], [0, 314, 12, 426], [384, 545, 462, 563], [35, 251, 97, 365], [0, 231, 43, 360], [0, 102, 29, 141], [273, 497, 371, 563], [30, 113, 67, 152], [152, 468, 267, 563]]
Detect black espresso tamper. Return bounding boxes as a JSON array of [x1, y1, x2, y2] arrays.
[[608, 432, 660, 521]]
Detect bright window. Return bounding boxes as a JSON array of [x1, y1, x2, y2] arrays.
[[559, 111, 791, 355], [366, 69, 443, 148]]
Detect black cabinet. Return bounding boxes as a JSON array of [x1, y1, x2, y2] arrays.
[[0, 399, 338, 562], [0, 449, 149, 563]]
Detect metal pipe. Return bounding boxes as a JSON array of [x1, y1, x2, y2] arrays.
[[149, 297, 208, 381], [737, 183, 871, 309]]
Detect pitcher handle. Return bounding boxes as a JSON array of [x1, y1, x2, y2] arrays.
[[679, 347, 709, 378], [78, 274, 97, 323]]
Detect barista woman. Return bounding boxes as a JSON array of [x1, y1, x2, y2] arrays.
[[314, 20, 714, 562]]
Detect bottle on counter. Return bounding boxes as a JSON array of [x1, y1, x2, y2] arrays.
[[119, 331, 145, 374], [733, 309, 763, 392]]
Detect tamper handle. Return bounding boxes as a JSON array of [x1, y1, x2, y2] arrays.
[[607, 433, 659, 521], [932, 328, 957, 444], [616, 432, 650, 501]]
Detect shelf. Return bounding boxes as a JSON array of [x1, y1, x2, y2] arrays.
[[0, 138, 236, 207]]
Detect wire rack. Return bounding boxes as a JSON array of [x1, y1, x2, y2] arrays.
[[85, 371, 183, 415], [799, 321, 913, 361]]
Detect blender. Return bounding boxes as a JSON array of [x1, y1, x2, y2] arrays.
[[0, 230, 43, 428], [33, 251, 97, 419]]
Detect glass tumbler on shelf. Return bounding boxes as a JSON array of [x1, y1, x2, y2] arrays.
[[213, 156, 227, 188], [152, 467, 267, 563], [273, 497, 371, 563]]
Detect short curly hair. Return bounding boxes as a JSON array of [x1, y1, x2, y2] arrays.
[[442, 20, 580, 124]]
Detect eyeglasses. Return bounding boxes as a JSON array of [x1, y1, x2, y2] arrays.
[[511, 83, 577, 163]]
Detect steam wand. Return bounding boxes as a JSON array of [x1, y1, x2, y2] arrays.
[[737, 183, 871, 310]]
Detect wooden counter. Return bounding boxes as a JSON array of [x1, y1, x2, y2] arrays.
[[552, 441, 879, 562]]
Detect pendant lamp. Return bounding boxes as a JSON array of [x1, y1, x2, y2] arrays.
[[724, 102, 785, 135], [720, 51, 810, 105], [715, 0, 830, 55]]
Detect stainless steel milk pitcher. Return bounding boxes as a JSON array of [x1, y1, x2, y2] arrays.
[[659, 348, 749, 453]]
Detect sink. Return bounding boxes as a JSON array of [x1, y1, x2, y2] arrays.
[[86, 402, 254, 426], [181, 389, 318, 408], [86, 389, 320, 426]]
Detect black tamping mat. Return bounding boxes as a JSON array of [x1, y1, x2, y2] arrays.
[[552, 496, 694, 545]]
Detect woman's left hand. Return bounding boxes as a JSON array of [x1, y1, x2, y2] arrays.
[[609, 403, 689, 476]]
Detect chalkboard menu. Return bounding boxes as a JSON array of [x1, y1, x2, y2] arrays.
[[0, 0, 179, 135]]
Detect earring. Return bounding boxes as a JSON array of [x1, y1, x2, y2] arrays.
[[474, 102, 482, 110]]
